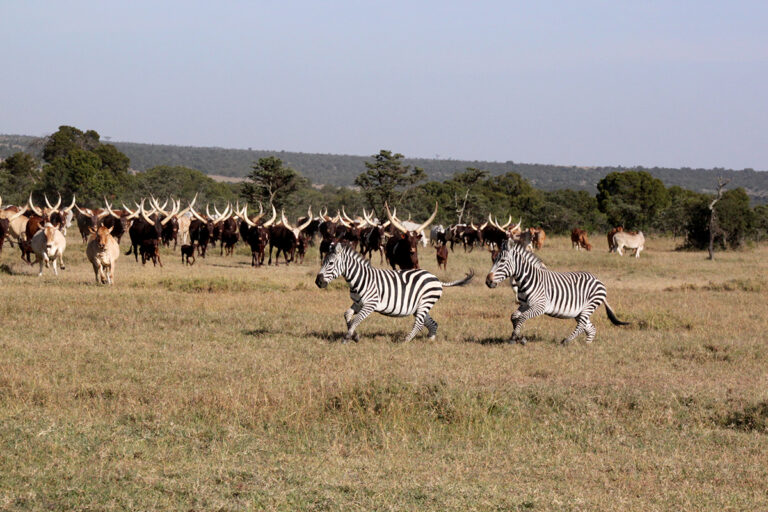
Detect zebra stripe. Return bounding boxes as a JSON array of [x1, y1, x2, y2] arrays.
[[315, 243, 473, 342], [485, 242, 627, 344]]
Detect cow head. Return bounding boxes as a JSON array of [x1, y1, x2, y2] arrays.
[[89, 225, 114, 251]]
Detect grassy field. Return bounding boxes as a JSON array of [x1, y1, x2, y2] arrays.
[[1, 233, 767, 511]]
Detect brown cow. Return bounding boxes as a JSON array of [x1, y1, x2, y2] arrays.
[[571, 228, 592, 251], [607, 226, 623, 252], [436, 241, 448, 271], [86, 225, 120, 284], [531, 227, 546, 250]]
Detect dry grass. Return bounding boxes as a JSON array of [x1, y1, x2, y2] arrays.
[[1, 234, 767, 510]]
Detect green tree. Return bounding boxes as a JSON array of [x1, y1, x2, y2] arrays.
[[42, 126, 101, 163], [39, 149, 117, 206], [241, 156, 307, 209], [448, 167, 489, 224], [355, 150, 426, 215], [596, 171, 669, 230], [0, 152, 41, 204]]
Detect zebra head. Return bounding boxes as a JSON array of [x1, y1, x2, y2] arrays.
[[315, 242, 345, 289], [486, 240, 513, 288]]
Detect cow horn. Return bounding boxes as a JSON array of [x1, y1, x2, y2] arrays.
[[510, 218, 522, 233], [106, 200, 120, 219], [385, 203, 408, 234], [28, 193, 43, 216], [0, 196, 2, 208], [63, 195, 76, 212], [9, 204, 28, 220], [501, 215, 513, 229], [262, 205, 277, 227], [214, 204, 223, 220], [140, 200, 155, 226], [75, 204, 91, 216], [341, 206, 354, 224], [189, 206, 206, 223], [123, 203, 140, 219], [240, 206, 256, 227], [280, 210, 293, 230], [470, 222, 477, 230], [416, 202, 439, 233], [297, 207, 313, 231], [152, 197, 169, 216], [44, 193, 54, 209], [479, 221, 488, 230], [161, 199, 180, 225], [206, 204, 213, 220], [176, 195, 196, 218]]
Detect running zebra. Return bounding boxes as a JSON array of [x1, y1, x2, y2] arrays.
[[315, 243, 474, 343], [485, 241, 628, 344]]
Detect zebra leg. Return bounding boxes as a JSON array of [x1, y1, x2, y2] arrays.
[[424, 313, 438, 340], [344, 304, 374, 343], [404, 310, 429, 343], [562, 315, 596, 344], [510, 303, 544, 345], [344, 303, 363, 342]]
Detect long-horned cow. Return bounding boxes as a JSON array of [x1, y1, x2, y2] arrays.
[[268, 209, 313, 265], [29, 223, 67, 276], [238, 203, 276, 267], [384, 202, 438, 270], [86, 225, 120, 284]]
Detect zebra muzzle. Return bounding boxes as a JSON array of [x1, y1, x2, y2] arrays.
[[315, 274, 328, 288], [486, 273, 497, 288]]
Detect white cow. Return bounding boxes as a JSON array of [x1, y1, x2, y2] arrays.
[[29, 223, 67, 276], [86, 225, 120, 284], [613, 231, 645, 258]]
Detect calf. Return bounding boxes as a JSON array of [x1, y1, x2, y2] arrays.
[[140, 239, 163, 267], [181, 244, 196, 266], [436, 242, 448, 271], [86, 225, 120, 285]]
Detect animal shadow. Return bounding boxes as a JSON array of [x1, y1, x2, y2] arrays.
[[466, 333, 546, 345]]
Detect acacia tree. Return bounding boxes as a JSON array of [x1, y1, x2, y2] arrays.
[[450, 167, 488, 224], [241, 156, 306, 209], [354, 150, 425, 215]]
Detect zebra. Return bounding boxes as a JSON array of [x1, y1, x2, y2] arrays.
[[485, 240, 628, 344], [315, 242, 474, 343]]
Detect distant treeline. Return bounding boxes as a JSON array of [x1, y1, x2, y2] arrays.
[[2, 134, 767, 203]]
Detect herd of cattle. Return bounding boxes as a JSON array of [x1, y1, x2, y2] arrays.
[[0, 193, 646, 283]]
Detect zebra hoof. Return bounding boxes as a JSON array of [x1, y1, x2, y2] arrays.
[[560, 338, 571, 345], [428, 335, 436, 341], [517, 337, 528, 345], [353, 333, 360, 342]]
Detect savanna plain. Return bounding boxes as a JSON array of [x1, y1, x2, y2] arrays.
[[1, 234, 767, 511]]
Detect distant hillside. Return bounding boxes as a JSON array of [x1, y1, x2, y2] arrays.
[[3, 134, 767, 202]]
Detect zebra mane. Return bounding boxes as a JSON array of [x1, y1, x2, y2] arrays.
[[507, 242, 547, 269], [339, 243, 372, 267]]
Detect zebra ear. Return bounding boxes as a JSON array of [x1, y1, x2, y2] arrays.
[[334, 243, 343, 254], [500, 239, 509, 252]]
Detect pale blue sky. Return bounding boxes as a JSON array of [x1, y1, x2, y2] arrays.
[[2, 1, 766, 170]]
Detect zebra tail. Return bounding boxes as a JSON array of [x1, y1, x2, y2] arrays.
[[442, 269, 474, 287], [605, 302, 630, 326]]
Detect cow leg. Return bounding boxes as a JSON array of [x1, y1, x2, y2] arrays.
[[38, 257, 45, 276], [616, 245, 623, 256]]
